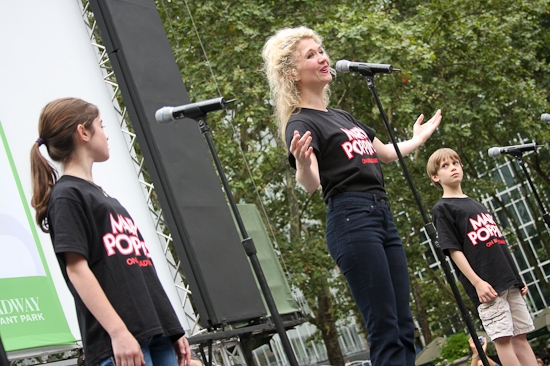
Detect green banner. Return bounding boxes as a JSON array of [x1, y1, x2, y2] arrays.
[[0, 121, 75, 351]]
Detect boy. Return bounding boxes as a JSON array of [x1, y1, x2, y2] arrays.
[[427, 148, 537, 366]]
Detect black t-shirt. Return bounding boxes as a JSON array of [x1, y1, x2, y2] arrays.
[[47, 175, 184, 366], [285, 108, 386, 202], [432, 197, 523, 307]]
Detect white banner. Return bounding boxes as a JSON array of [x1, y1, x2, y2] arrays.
[[0, 0, 190, 354]]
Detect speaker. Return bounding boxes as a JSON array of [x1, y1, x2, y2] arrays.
[[89, 0, 266, 329]]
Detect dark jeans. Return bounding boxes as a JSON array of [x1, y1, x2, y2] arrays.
[[326, 192, 415, 366]]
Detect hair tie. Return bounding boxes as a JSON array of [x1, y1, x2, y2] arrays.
[[36, 138, 45, 146]]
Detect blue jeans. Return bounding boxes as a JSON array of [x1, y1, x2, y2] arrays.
[[98, 335, 178, 366], [326, 192, 415, 366]]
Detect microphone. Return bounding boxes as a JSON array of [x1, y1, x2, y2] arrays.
[[155, 97, 235, 124], [541, 113, 550, 123], [487, 142, 540, 158], [335, 60, 400, 75]]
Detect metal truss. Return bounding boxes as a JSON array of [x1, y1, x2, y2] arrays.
[[77, 0, 202, 337], [76, 2, 253, 365]]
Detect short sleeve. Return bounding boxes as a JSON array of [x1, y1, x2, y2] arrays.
[[350, 115, 377, 142], [432, 209, 462, 255], [48, 196, 91, 260]]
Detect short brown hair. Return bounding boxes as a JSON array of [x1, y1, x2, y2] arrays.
[[426, 148, 462, 189]]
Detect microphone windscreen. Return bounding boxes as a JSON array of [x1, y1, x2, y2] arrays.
[[155, 107, 174, 124], [487, 147, 501, 158], [335, 60, 350, 73]]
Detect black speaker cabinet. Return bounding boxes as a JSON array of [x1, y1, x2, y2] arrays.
[[89, 0, 266, 329]]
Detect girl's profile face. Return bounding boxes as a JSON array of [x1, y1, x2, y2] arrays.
[[294, 38, 332, 88], [87, 114, 110, 163]]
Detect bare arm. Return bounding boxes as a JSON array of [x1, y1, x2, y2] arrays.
[[65, 252, 145, 366], [468, 337, 497, 366], [448, 249, 498, 303], [289, 130, 320, 193], [374, 109, 442, 163], [470, 353, 498, 366]]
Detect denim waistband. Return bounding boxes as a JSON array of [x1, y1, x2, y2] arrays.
[[328, 192, 388, 209]]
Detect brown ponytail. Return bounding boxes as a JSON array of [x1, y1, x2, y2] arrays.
[[30, 98, 99, 232]]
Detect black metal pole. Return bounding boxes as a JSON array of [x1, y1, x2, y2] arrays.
[[195, 116, 299, 366], [511, 153, 550, 229], [362, 73, 490, 365]]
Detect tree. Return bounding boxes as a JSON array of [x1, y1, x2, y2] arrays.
[[155, 0, 550, 363]]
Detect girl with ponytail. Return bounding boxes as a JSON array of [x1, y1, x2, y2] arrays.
[[31, 98, 191, 366]]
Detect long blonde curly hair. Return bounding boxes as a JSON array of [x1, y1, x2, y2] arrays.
[[262, 26, 332, 141]]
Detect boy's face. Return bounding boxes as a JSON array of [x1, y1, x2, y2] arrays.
[[431, 156, 463, 189]]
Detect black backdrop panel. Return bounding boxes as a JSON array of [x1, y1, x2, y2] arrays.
[[89, 0, 266, 328]]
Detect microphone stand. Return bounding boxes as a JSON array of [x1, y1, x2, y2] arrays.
[[509, 152, 550, 229], [193, 112, 299, 366], [359, 70, 490, 366]]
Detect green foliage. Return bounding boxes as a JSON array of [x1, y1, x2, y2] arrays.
[[154, 0, 550, 361], [440, 333, 469, 362]]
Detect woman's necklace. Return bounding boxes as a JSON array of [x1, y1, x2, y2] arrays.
[[86, 180, 109, 197]]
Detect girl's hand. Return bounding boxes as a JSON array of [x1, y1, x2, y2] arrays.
[[173, 336, 191, 366], [111, 329, 145, 366]]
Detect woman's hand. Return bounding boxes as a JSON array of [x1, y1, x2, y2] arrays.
[[289, 130, 314, 168], [376, 109, 442, 163], [289, 130, 320, 192], [412, 109, 442, 143]]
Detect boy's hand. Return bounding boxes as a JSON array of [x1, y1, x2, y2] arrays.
[[475, 280, 498, 303], [520, 282, 529, 296]]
